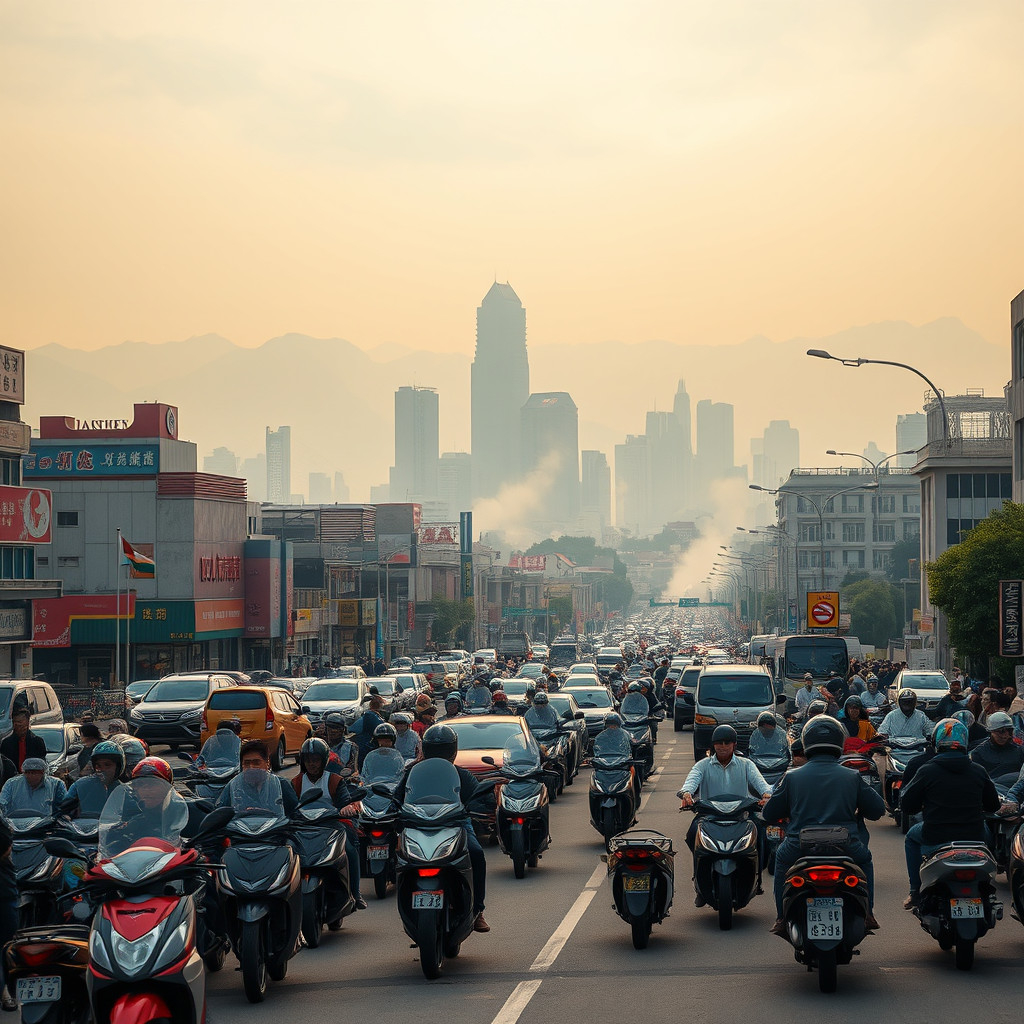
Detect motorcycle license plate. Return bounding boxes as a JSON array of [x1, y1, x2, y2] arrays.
[[16, 977, 61, 1003], [950, 898, 983, 919], [367, 845, 388, 860], [622, 874, 650, 892], [412, 890, 444, 910], [766, 826, 784, 841], [806, 897, 843, 940]]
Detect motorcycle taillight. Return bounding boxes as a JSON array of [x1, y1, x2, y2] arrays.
[[418, 868, 441, 878], [954, 869, 977, 881], [15, 943, 61, 967], [370, 830, 386, 838]]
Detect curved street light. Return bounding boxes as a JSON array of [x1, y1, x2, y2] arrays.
[[825, 449, 918, 477]]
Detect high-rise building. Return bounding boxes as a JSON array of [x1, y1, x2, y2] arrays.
[[521, 392, 579, 528], [334, 472, 350, 503], [896, 412, 927, 467], [265, 426, 291, 503], [471, 282, 529, 501], [204, 446, 238, 475], [438, 452, 472, 518], [581, 450, 612, 534], [752, 420, 799, 489], [614, 435, 651, 537], [240, 454, 266, 502], [390, 386, 439, 502], [672, 380, 694, 512], [695, 400, 734, 494], [308, 472, 332, 504], [645, 410, 688, 528]]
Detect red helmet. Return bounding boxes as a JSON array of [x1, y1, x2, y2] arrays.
[[491, 690, 508, 704], [132, 756, 173, 783]]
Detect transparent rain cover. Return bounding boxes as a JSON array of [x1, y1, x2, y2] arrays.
[[465, 686, 492, 709], [361, 747, 406, 786], [620, 693, 649, 723], [199, 732, 241, 767], [401, 758, 463, 821], [592, 728, 632, 767]]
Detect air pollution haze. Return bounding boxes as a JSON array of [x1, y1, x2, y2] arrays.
[[472, 451, 564, 550]]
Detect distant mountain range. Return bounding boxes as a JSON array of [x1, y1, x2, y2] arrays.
[[23, 317, 1008, 503]]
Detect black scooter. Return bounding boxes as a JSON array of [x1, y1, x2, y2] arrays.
[[1008, 822, 1024, 929], [881, 739, 927, 831], [589, 739, 641, 852], [7, 810, 65, 929], [483, 737, 550, 879], [688, 794, 762, 930], [606, 829, 674, 949]]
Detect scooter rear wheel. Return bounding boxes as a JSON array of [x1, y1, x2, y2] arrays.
[[374, 872, 389, 899], [417, 908, 444, 979], [602, 807, 617, 852], [817, 949, 837, 993], [631, 910, 652, 950], [203, 942, 226, 972], [302, 889, 325, 948], [511, 829, 527, 879], [240, 919, 268, 1003], [717, 874, 733, 931], [955, 938, 975, 971]]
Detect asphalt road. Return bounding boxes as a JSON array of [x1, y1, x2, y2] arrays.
[[203, 732, 1024, 1022]]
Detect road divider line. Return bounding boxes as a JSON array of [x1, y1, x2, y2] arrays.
[[490, 980, 543, 1024], [529, 863, 604, 972]]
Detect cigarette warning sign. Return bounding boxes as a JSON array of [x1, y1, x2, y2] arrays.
[[806, 591, 839, 630]]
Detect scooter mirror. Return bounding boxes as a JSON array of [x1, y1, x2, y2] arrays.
[[481, 755, 496, 766], [193, 806, 234, 839]]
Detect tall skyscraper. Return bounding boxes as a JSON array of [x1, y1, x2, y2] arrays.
[[308, 472, 332, 504], [520, 392, 579, 528], [896, 412, 927, 466], [752, 420, 800, 489], [645, 410, 688, 527], [471, 282, 529, 500], [240, 454, 267, 502], [695, 400, 734, 495], [581, 450, 612, 534], [334, 472, 350, 503], [438, 452, 472, 518], [614, 435, 651, 537], [672, 380, 694, 511], [266, 426, 291, 503], [203, 446, 238, 475], [390, 385, 439, 502]]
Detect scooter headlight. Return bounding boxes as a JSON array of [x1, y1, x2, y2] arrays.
[[110, 930, 159, 975], [89, 927, 112, 972], [503, 794, 542, 813]]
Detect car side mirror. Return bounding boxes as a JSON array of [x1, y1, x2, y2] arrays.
[[193, 806, 233, 838], [574, 711, 585, 719], [301, 706, 310, 714], [68, 743, 83, 755], [775, 694, 787, 706]]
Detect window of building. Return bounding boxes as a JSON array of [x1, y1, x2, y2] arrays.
[[903, 493, 921, 514], [873, 522, 896, 543], [841, 494, 864, 513], [798, 522, 819, 543], [36, 555, 48, 567], [842, 522, 865, 543], [843, 550, 865, 568], [56, 510, 79, 527], [873, 551, 892, 571], [798, 550, 834, 569], [1017, 423, 1024, 482], [0, 458, 20, 486], [903, 520, 920, 540], [873, 495, 896, 514], [1015, 319, 1024, 380]]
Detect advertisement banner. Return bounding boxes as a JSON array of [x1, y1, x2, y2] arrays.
[[195, 599, 245, 636], [0, 485, 51, 544], [375, 597, 384, 658], [244, 539, 282, 638], [24, 443, 160, 478], [509, 555, 546, 572], [999, 580, 1023, 657], [806, 591, 840, 630], [0, 421, 30, 454], [33, 594, 134, 648], [461, 553, 473, 600], [419, 523, 459, 546], [0, 346, 25, 404], [337, 600, 359, 627], [460, 511, 472, 555]]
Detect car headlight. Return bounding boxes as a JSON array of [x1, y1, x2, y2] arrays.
[[182, 707, 203, 720], [129, 707, 144, 719]]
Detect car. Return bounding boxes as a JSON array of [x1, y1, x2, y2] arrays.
[[0, 680, 64, 740], [563, 671, 602, 690], [594, 647, 623, 677], [390, 657, 415, 670], [34, 722, 83, 784], [890, 670, 953, 719], [516, 663, 546, 680], [559, 684, 617, 740], [692, 664, 782, 760], [566, 662, 598, 676], [289, 677, 318, 698], [174, 670, 253, 685], [299, 678, 370, 728], [128, 673, 239, 749], [471, 649, 497, 666], [415, 662, 459, 694], [380, 672, 430, 708], [545, 693, 588, 775], [201, 686, 312, 771], [363, 676, 413, 716], [333, 665, 368, 680], [673, 665, 702, 730], [124, 678, 159, 709], [445, 715, 534, 777], [531, 644, 550, 660]]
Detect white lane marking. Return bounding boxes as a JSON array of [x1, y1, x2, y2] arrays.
[[490, 980, 543, 1024]]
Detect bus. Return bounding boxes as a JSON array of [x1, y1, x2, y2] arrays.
[[764, 634, 850, 699], [747, 634, 776, 665]]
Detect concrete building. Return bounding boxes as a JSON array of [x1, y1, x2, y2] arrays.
[[645, 410, 687, 528], [752, 420, 799, 490], [390, 385, 439, 503], [695, 399, 735, 492], [521, 392, 579, 529], [581, 450, 612, 536], [308, 472, 332, 504], [614, 435, 652, 538], [915, 392, 1012, 669], [240, 454, 267, 502], [896, 413, 927, 468], [1010, 287, 1024, 503], [438, 452, 472, 520], [204, 447, 238, 476], [266, 426, 291, 504], [334, 472, 350, 504], [672, 380, 694, 509], [471, 282, 529, 501]]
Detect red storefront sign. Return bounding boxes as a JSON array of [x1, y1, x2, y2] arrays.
[[33, 594, 134, 648], [0, 485, 52, 543]]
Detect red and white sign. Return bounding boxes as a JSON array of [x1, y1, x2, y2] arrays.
[[509, 555, 547, 572], [419, 524, 459, 546], [0, 485, 52, 544], [806, 591, 840, 629]]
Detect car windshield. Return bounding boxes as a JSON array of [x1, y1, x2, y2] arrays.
[[698, 674, 773, 708], [335, 668, 361, 678], [500, 680, 531, 696], [35, 727, 66, 754], [565, 688, 611, 708], [127, 680, 157, 698], [144, 679, 210, 702], [208, 691, 267, 710], [784, 641, 848, 679], [899, 675, 947, 690], [517, 664, 544, 678], [447, 719, 525, 749], [0, 688, 12, 717], [302, 682, 360, 701], [367, 678, 397, 695], [98, 780, 189, 865]]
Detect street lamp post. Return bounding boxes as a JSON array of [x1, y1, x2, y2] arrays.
[[807, 350, 950, 447], [825, 449, 918, 478]]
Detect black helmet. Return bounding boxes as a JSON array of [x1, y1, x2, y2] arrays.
[[532, 692, 549, 705], [711, 724, 738, 745], [421, 724, 458, 762], [800, 715, 845, 758], [756, 711, 778, 729], [844, 695, 863, 713], [627, 681, 642, 693], [897, 688, 918, 708], [299, 737, 330, 772], [604, 712, 622, 727], [219, 716, 243, 735], [807, 699, 828, 719], [373, 723, 398, 742], [324, 712, 347, 732]]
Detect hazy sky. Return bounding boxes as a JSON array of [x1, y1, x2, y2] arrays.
[[3, 1, 1024, 357]]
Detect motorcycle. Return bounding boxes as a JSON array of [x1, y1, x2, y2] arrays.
[[985, 773, 1022, 873], [1008, 822, 1024, 928], [687, 794, 762, 930], [7, 809, 65, 929], [177, 750, 239, 802], [606, 829, 674, 949], [620, 693, 655, 781], [4, 921, 91, 1024], [389, 758, 496, 979], [777, 825, 871, 993], [838, 743, 883, 800], [527, 720, 572, 798], [463, 687, 494, 715], [881, 738, 928, 831], [485, 734, 550, 879], [589, 729, 641, 852], [359, 748, 406, 898], [913, 841, 1002, 970], [214, 770, 311, 1003]]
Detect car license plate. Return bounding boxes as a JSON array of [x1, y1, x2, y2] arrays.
[[17, 977, 61, 1003], [367, 845, 388, 861], [766, 826, 784, 841], [950, 898, 983, 919], [623, 874, 650, 892], [806, 897, 843, 939], [412, 890, 444, 910]]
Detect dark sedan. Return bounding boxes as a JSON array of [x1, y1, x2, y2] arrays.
[[35, 723, 84, 784]]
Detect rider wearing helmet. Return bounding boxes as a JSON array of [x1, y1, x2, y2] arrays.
[[900, 719, 1000, 909], [0, 756, 67, 817], [442, 692, 465, 721], [198, 717, 242, 766], [106, 757, 189, 854], [64, 740, 126, 816], [877, 689, 932, 742], [390, 713, 421, 762], [324, 713, 358, 777], [489, 690, 509, 712], [841, 695, 876, 743], [679, 724, 773, 890], [969, 710, 1024, 777], [524, 691, 559, 734], [763, 716, 884, 933], [393, 724, 489, 933], [372, 722, 398, 749], [748, 712, 790, 760]]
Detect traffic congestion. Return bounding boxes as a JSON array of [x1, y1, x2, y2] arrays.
[[1, 608, 1024, 1022]]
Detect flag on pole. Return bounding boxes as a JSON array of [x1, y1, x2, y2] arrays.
[[120, 535, 155, 579]]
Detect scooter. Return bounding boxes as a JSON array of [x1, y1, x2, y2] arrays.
[[4, 920, 91, 1024], [985, 774, 1022, 873], [177, 750, 239, 802], [838, 744, 884, 800], [293, 799, 358, 946], [778, 826, 871, 993], [388, 759, 496, 979], [881, 739, 927, 831], [1008, 822, 1024, 928], [484, 735, 550, 879], [589, 731, 641, 852], [913, 841, 1002, 970], [688, 794, 762, 930], [7, 810, 65, 929], [359, 753, 405, 899], [620, 694, 655, 781], [606, 829, 674, 949]]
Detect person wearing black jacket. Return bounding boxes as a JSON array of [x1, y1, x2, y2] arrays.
[[900, 718, 1000, 908], [0, 707, 47, 771], [969, 712, 1024, 779]]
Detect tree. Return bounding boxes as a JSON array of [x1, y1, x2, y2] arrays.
[[525, 535, 634, 613], [885, 535, 921, 584], [927, 502, 1024, 661], [841, 578, 900, 651], [428, 597, 475, 646], [546, 596, 573, 635]]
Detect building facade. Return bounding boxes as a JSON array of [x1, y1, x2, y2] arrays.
[[520, 392, 579, 529], [896, 413, 927, 467], [581, 450, 612, 537], [438, 452, 472, 520], [614, 435, 651, 538], [390, 385, 439, 503], [695, 399, 735, 494]]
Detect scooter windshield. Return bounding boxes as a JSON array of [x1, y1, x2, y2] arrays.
[[361, 747, 406, 786], [620, 693, 650, 722], [200, 732, 241, 767], [465, 686, 492, 709], [502, 733, 542, 780], [592, 728, 632, 766], [98, 779, 189, 870], [748, 727, 790, 759], [525, 707, 559, 737], [401, 758, 464, 822], [225, 769, 287, 834]]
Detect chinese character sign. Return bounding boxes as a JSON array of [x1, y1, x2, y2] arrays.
[[0, 485, 51, 543], [1000, 580, 1023, 658], [0, 346, 25, 404], [24, 444, 160, 478]]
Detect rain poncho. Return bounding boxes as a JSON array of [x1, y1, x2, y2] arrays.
[[591, 727, 632, 764], [65, 774, 121, 816], [524, 704, 560, 735], [199, 730, 241, 767], [395, 728, 421, 762], [0, 772, 67, 817]]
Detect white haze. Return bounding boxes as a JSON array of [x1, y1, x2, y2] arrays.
[[472, 451, 564, 552]]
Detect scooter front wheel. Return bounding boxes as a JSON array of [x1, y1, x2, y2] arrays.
[[417, 908, 444, 979], [240, 919, 268, 1003], [717, 874, 733, 931], [374, 871, 389, 899], [511, 829, 527, 879], [302, 888, 325, 948]]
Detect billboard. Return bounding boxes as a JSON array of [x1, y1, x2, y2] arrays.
[[0, 485, 52, 543], [0, 346, 25, 404], [244, 539, 282, 638], [806, 591, 840, 630], [24, 443, 160, 478], [999, 580, 1023, 657]]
